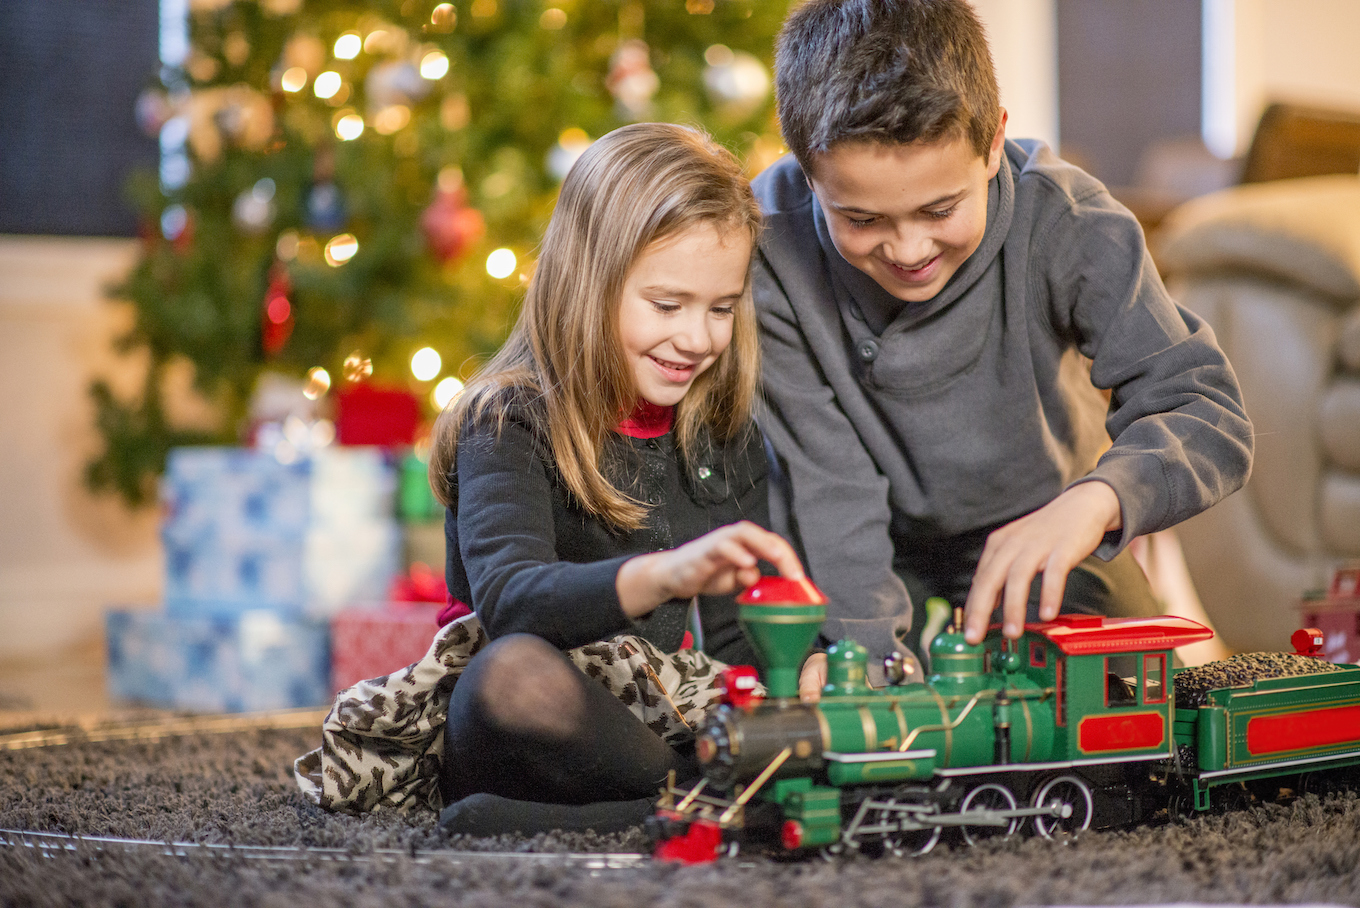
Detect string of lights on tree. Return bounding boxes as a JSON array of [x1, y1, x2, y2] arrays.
[[91, 0, 786, 506]]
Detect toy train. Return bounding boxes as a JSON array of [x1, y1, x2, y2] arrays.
[[651, 577, 1360, 862]]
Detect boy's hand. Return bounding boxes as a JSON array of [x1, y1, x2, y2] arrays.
[[962, 482, 1122, 644], [798, 652, 827, 703], [616, 521, 805, 618]]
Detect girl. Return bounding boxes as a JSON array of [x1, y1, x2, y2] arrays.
[[428, 121, 806, 832], [305, 122, 804, 835]]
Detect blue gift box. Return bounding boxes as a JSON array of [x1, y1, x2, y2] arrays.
[[159, 446, 401, 617], [161, 446, 396, 537], [105, 608, 330, 712]]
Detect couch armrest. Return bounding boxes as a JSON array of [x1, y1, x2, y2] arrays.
[[1156, 174, 1360, 303]]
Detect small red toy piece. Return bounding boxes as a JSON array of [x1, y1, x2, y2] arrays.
[[719, 665, 762, 709], [1292, 627, 1326, 658], [653, 816, 722, 864]]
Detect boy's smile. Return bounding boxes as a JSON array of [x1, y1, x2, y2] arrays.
[[806, 117, 1006, 305], [618, 223, 751, 407]]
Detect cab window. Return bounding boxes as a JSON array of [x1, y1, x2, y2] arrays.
[[1029, 641, 1047, 668], [1104, 654, 1138, 706]]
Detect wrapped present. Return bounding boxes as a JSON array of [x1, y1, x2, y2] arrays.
[[160, 446, 401, 618], [106, 608, 330, 712], [335, 384, 421, 447], [161, 446, 396, 539], [163, 522, 401, 618], [329, 601, 442, 692], [398, 451, 443, 523]]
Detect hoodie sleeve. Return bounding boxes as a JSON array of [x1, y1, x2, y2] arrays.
[[754, 251, 913, 662], [1037, 183, 1254, 555]]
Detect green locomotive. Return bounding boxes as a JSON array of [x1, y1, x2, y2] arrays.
[[652, 577, 1360, 861]]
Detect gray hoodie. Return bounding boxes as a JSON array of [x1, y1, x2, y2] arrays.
[[752, 138, 1253, 662]]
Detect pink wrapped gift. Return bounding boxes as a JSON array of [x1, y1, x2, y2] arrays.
[[329, 601, 443, 692]]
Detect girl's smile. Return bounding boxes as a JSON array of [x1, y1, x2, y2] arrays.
[[618, 223, 752, 407]]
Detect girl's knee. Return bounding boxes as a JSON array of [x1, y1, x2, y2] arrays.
[[456, 633, 586, 736]]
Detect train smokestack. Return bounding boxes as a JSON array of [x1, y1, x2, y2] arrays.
[[735, 577, 828, 701]]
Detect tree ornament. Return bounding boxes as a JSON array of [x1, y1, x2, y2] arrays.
[[231, 178, 277, 235], [306, 181, 348, 232], [160, 204, 195, 254], [605, 40, 659, 120], [343, 350, 373, 383], [703, 47, 770, 119], [261, 263, 295, 357], [365, 60, 430, 109], [421, 186, 485, 264], [214, 85, 275, 151]]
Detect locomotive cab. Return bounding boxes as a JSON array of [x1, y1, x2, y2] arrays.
[[1011, 615, 1214, 762]]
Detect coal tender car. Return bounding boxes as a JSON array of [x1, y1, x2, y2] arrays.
[[651, 577, 1360, 861]]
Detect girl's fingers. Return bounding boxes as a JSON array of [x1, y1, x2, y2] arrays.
[[726, 522, 805, 579]]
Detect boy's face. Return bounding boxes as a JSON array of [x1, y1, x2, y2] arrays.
[[806, 117, 1006, 305]]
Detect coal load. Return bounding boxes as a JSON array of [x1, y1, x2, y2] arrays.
[[1174, 652, 1343, 709]]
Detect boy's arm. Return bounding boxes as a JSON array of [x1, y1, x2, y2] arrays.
[[965, 186, 1253, 642], [754, 255, 913, 664]]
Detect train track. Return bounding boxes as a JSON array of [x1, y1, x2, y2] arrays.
[[0, 828, 646, 868], [0, 710, 648, 869], [0, 708, 330, 751]]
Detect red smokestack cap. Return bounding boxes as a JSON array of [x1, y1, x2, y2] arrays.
[[736, 576, 828, 605]]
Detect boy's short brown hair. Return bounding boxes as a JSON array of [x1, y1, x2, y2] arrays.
[[775, 0, 1001, 170]]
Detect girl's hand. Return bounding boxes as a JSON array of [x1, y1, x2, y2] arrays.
[[616, 521, 805, 618]]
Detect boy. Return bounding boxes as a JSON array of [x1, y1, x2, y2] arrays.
[[754, 0, 1253, 691]]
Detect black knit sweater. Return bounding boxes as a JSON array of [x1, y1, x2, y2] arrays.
[[443, 404, 768, 665]]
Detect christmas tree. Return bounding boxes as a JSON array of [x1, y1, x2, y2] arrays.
[[92, 0, 787, 506]]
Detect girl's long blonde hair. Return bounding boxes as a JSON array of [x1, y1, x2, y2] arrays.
[[429, 122, 762, 530]]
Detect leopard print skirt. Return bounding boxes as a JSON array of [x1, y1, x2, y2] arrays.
[[293, 613, 736, 814]]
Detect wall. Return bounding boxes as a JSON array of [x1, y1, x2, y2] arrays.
[[1231, 0, 1360, 157], [971, 0, 1059, 150], [0, 237, 161, 665]]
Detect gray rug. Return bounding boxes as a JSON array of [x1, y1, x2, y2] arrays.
[[2, 718, 1360, 907]]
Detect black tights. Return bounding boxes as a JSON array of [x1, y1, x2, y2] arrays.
[[438, 633, 695, 806]]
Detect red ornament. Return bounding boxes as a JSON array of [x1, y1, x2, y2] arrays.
[[420, 187, 485, 264], [260, 263, 294, 356]]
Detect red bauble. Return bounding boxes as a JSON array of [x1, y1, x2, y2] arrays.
[[260, 264, 294, 357], [420, 188, 485, 264]]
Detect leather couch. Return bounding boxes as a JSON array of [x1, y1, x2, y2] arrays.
[[1154, 174, 1360, 654]]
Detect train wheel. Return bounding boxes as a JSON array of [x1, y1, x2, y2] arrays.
[[1165, 789, 1193, 824], [875, 798, 942, 857], [959, 782, 1019, 846], [1031, 774, 1093, 841]]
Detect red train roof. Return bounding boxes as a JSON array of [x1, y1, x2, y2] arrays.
[[1026, 614, 1214, 655]]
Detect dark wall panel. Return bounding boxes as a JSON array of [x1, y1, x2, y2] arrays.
[[0, 0, 160, 236], [1057, 0, 1201, 188]]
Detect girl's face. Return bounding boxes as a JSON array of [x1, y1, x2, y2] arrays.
[[618, 223, 751, 407]]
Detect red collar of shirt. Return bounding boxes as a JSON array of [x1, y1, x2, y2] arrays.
[[616, 400, 674, 438]]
